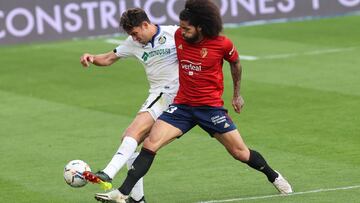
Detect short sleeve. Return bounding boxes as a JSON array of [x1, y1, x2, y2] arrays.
[[113, 36, 135, 58], [223, 37, 239, 63]]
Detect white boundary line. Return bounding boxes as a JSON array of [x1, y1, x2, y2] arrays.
[[105, 39, 124, 45], [104, 39, 259, 61], [104, 39, 357, 61], [262, 47, 356, 60], [198, 185, 360, 203], [239, 55, 258, 61]]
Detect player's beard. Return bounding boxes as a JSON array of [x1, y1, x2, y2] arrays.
[[183, 31, 200, 44]]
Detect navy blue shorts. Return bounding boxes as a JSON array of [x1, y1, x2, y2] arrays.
[[158, 104, 237, 137]]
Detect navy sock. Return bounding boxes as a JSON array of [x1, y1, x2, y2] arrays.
[[246, 149, 278, 182], [118, 148, 156, 195]]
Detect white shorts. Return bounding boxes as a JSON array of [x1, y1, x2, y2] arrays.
[[139, 92, 176, 120]]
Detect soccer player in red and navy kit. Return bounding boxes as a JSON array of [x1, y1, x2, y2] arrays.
[[95, 1, 292, 202]]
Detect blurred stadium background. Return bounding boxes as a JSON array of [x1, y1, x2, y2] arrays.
[[0, 0, 359, 202]]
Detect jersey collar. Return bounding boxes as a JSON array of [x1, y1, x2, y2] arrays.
[[148, 25, 160, 48]]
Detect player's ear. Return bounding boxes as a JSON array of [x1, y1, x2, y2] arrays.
[[142, 21, 149, 29]]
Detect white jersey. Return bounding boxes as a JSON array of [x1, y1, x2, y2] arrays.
[[114, 25, 179, 94]]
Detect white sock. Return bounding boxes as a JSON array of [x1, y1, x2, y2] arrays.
[[127, 152, 145, 201], [103, 136, 138, 179]]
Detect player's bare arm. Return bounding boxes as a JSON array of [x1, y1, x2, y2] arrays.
[[80, 51, 119, 68], [230, 58, 244, 113]]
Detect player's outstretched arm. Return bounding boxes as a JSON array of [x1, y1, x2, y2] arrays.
[[80, 51, 119, 68], [230, 58, 244, 113]]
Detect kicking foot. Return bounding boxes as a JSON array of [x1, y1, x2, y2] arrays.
[[95, 171, 112, 183]]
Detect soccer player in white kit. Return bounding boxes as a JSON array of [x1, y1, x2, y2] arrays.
[[80, 8, 178, 203]]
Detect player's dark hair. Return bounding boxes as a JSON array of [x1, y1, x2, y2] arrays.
[[179, 0, 223, 37], [120, 8, 150, 32]]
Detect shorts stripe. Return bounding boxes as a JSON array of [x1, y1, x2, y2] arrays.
[[147, 92, 163, 109]]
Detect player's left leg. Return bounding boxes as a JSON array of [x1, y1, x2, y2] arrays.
[[214, 130, 292, 194], [126, 152, 146, 203], [214, 130, 275, 179], [194, 106, 292, 194]]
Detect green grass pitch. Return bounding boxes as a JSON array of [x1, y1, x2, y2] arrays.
[[0, 15, 359, 203]]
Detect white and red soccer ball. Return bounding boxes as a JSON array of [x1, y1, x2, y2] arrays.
[[63, 160, 91, 187]]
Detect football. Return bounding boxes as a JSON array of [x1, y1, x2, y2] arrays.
[[63, 160, 91, 187]]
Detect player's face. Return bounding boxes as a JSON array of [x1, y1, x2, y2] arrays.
[[128, 23, 151, 44], [180, 20, 201, 43]]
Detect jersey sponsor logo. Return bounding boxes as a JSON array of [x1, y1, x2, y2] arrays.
[[142, 52, 149, 61], [200, 48, 208, 58], [180, 60, 202, 73], [141, 48, 171, 62], [158, 35, 166, 44]]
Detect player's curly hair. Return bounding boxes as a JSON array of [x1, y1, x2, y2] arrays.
[[120, 8, 150, 33], [179, 0, 223, 37]]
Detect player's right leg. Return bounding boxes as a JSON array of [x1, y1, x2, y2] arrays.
[[126, 152, 146, 203], [95, 93, 175, 202], [95, 104, 193, 201], [95, 119, 184, 202], [101, 111, 155, 180], [116, 119, 184, 197], [101, 92, 175, 179], [94, 112, 153, 202], [115, 104, 194, 197]]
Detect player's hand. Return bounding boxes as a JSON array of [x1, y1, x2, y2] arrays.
[[232, 95, 244, 114], [80, 53, 94, 68]]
